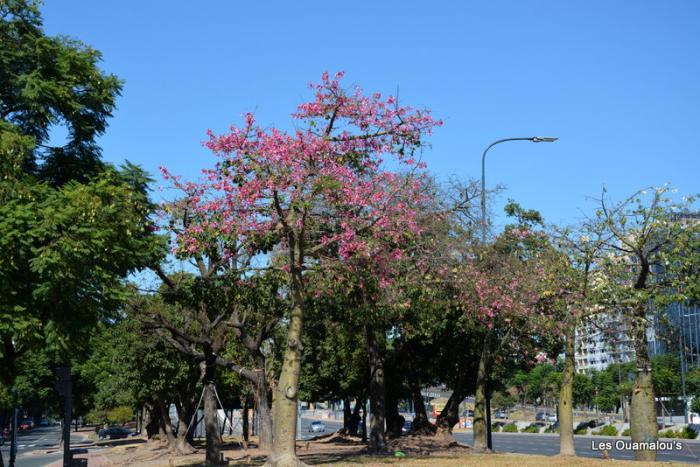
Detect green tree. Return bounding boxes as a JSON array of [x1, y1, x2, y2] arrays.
[[1, 0, 122, 185]]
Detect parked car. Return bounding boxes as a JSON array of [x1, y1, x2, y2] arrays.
[[535, 412, 546, 421], [308, 421, 325, 433], [547, 413, 557, 422], [401, 420, 412, 434], [98, 427, 133, 440], [495, 409, 508, 419], [18, 421, 31, 430]]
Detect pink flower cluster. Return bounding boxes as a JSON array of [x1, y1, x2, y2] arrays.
[[161, 72, 440, 278]]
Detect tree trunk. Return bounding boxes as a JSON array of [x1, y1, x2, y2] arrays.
[[268, 275, 305, 467], [365, 324, 387, 452], [435, 373, 468, 442], [559, 319, 576, 456], [630, 312, 658, 462], [385, 393, 404, 438], [203, 352, 223, 465], [361, 399, 368, 442], [473, 334, 492, 452], [156, 400, 181, 453], [242, 398, 250, 443], [349, 397, 363, 436], [410, 381, 434, 434], [342, 397, 352, 433], [254, 368, 273, 450], [175, 398, 196, 454]]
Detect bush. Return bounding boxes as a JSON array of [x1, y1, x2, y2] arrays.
[[502, 423, 518, 433], [622, 428, 631, 437], [521, 423, 541, 433], [592, 425, 618, 436], [491, 423, 503, 432], [659, 427, 697, 439], [574, 425, 589, 435], [544, 425, 559, 433], [84, 409, 108, 425], [106, 406, 133, 425]]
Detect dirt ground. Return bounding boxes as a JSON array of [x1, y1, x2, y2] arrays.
[[97, 433, 688, 467]]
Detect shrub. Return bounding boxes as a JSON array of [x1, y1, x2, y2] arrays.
[[544, 425, 559, 433], [592, 425, 618, 436], [658, 428, 697, 439], [521, 424, 541, 433], [574, 425, 589, 435], [622, 428, 631, 437], [502, 423, 518, 433], [106, 406, 133, 425], [85, 409, 108, 425], [491, 423, 502, 432]]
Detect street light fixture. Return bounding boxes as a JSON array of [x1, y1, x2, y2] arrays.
[[480, 137, 558, 242], [479, 136, 558, 451]]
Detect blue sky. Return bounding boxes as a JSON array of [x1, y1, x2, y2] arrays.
[[41, 1, 700, 228]]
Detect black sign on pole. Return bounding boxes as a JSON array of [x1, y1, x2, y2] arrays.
[[55, 367, 72, 467]]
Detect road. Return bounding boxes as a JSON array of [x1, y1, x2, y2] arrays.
[[0, 425, 89, 467], [452, 431, 700, 463], [299, 417, 700, 463]]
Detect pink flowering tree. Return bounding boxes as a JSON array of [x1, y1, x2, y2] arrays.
[[453, 211, 562, 451], [162, 72, 440, 466]]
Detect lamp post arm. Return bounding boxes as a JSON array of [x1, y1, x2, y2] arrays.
[[480, 138, 535, 242]]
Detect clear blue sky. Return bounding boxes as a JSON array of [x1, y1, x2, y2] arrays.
[[41, 1, 700, 228]]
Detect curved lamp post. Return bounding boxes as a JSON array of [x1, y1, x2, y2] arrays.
[[480, 137, 558, 242], [480, 136, 558, 451]]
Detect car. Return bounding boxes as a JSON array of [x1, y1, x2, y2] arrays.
[[39, 419, 50, 427], [308, 421, 325, 433], [495, 409, 508, 419], [547, 413, 557, 422], [535, 411, 546, 421], [98, 427, 133, 440], [401, 420, 412, 434], [19, 421, 31, 430]]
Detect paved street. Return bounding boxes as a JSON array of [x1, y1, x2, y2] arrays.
[[0, 425, 89, 467], [452, 432, 700, 464]]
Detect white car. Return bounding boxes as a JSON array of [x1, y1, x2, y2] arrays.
[[547, 414, 557, 422]]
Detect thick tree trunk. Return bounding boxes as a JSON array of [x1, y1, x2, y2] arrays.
[[203, 352, 223, 465], [385, 394, 404, 438], [156, 400, 182, 453], [242, 398, 250, 443], [254, 368, 273, 450], [473, 334, 492, 452], [410, 381, 434, 434], [175, 398, 196, 454], [435, 373, 468, 442], [342, 397, 352, 433], [365, 324, 387, 452], [349, 397, 363, 436], [630, 313, 658, 462], [559, 320, 576, 457], [268, 280, 305, 467]]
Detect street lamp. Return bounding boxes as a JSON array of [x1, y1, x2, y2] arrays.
[[479, 136, 558, 451], [480, 137, 558, 242]]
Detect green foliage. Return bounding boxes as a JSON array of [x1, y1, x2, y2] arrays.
[[592, 425, 618, 436], [659, 427, 697, 439], [107, 406, 133, 425], [521, 423, 541, 433], [502, 423, 518, 432], [544, 425, 559, 433], [575, 425, 589, 435], [652, 354, 682, 398], [622, 428, 631, 436], [491, 391, 516, 410], [0, 0, 123, 185], [491, 423, 502, 432]]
